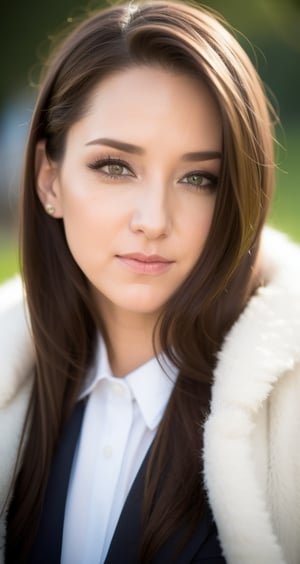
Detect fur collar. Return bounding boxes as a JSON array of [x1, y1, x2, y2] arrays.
[[204, 227, 300, 564]]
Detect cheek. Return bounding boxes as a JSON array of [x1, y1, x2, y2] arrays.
[[59, 190, 120, 272], [58, 178, 99, 232], [59, 177, 124, 228], [184, 196, 216, 255], [57, 190, 99, 265]]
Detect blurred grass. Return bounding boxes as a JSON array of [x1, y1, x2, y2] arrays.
[[0, 126, 299, 284], [269, 125, 300, 242], [0, 232, 19, 283]]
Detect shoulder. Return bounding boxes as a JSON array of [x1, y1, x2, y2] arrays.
[[260, 225, 300, 289], [0, 277, 33, 533], [0, 276, 34, 409], [203, 228, 300, 564], [214, 227, 300, 406], [205, 225, 300, 490]]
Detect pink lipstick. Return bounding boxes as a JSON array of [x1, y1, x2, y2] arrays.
[[116, 253, 174, 274]]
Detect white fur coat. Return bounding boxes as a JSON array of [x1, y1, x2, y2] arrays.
[[0, 227, 300, 564]]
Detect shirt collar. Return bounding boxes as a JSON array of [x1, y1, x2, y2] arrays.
[[126, 354, 177, 430], [80, 336, 177, 431]]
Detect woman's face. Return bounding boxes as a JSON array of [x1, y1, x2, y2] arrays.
[[40, 66, 222, 321]]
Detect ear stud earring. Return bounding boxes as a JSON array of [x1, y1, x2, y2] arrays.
[[45, 203, 56, 216]]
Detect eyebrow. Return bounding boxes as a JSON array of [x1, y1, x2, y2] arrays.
[[85, 138, 144, 155], [182, 150, 222, 161], [85, 137, 222, 161]]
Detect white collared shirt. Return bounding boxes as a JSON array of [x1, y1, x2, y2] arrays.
[[61, 337, 177, 564]]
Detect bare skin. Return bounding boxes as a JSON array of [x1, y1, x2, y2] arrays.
[[36, 66, 222, 376]]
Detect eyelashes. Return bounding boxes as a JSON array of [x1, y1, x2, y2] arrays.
[[87, 156, 218, 191]]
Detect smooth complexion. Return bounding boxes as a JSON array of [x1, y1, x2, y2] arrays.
[[36, 66, 222, 374]]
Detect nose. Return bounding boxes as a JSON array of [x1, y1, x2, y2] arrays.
[[130, 181, 172, 239]]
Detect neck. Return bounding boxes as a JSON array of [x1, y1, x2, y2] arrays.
[[96, 300, 161, 377]]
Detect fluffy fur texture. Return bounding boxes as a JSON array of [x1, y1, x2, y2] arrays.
[[0, 227, 300, 563], [204, 228, 300, 564], [0, 277, 33, 560]]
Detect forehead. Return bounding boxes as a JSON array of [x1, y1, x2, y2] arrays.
[[66, 65, 222, 152]]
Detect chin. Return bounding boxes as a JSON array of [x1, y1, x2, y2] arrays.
[[122, 301, 164, 316]]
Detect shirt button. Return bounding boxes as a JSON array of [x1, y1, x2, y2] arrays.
[[103, 445, 113, 459], [112, 382, 125, 396]]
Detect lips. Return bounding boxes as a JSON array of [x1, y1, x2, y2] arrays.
[[116, 252, 174, 274], [118, 252, 171, 263]]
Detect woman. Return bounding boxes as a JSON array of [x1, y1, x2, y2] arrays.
[[1, 1, 300, 563]]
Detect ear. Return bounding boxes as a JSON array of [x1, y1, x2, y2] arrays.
[[35, 140, 63, 218]]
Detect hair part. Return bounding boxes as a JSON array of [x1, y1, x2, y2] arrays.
[[8, 2, 275, 561]]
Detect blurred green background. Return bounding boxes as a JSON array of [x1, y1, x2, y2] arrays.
[[0, 0, 299, 283]]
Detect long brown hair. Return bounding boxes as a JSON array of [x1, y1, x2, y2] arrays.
[[10, 1, 275, 561]]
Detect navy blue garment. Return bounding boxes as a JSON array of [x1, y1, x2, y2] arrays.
[[6, 400, 226, 563]]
